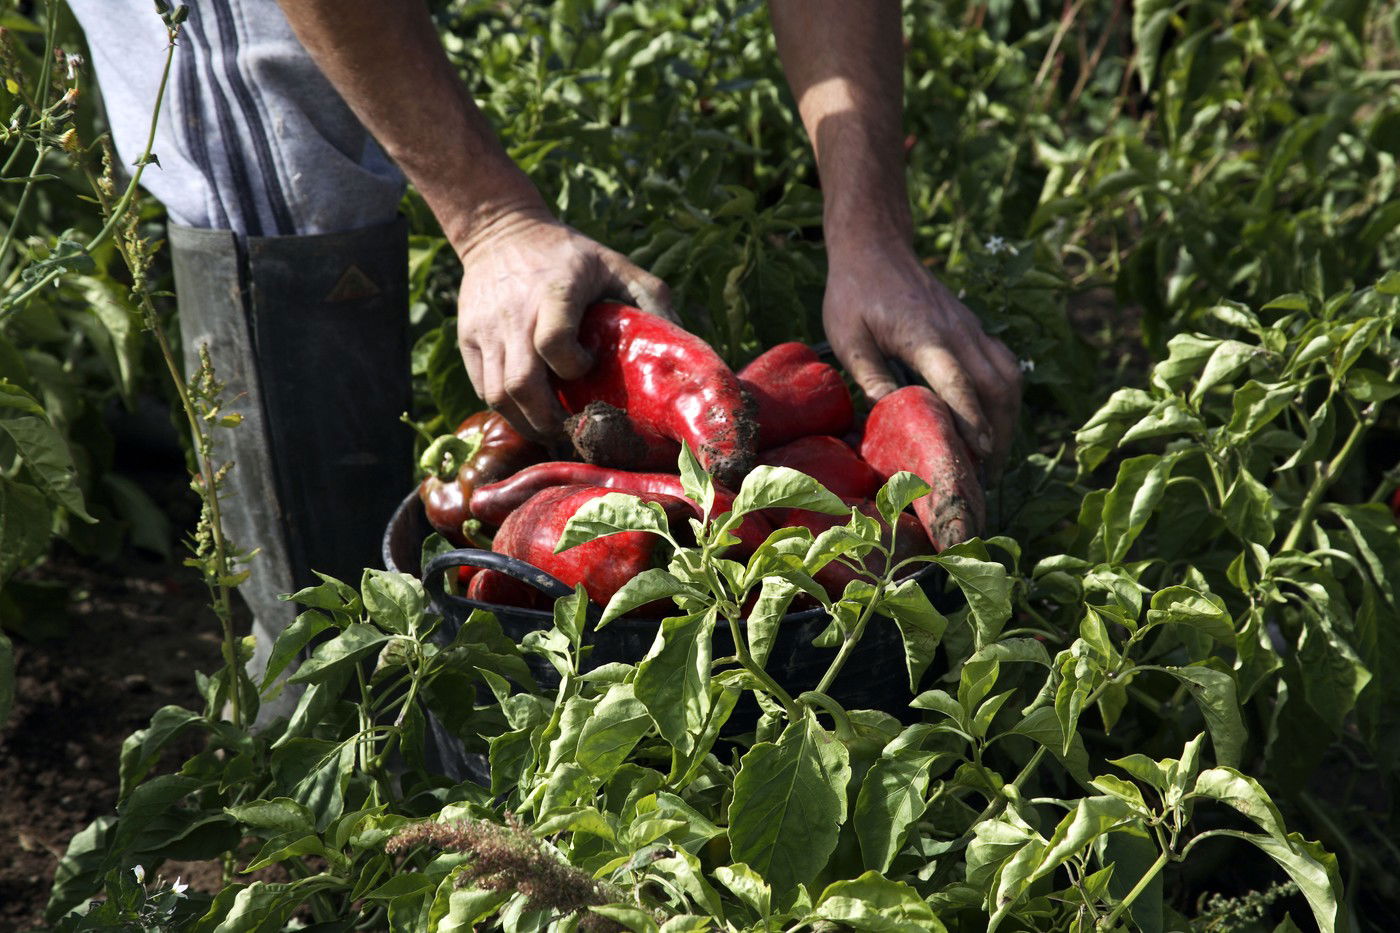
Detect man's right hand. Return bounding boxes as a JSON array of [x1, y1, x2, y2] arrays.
[[455, 208, 672, 441]]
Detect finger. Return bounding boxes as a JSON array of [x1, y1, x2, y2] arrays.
[[908, 341, 995, 464], [458, 339, 484, 402], [504, 333, 567, 440], [533, 283, 594, 382], [602, 250, 676, 322], [479, 346, 529, 436], [832, 321, 900, 403]]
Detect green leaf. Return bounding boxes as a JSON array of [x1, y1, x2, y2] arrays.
[[1145, 586, 1233, 643], [601, 569, 692, 627], [576, 683, 652, 779], [635, 610, 713, 750], [0, 415, 94, 522], [360, 569, 427, 636], [879, 578, 948, 692], [1190, 340, 1260, 404], [713, 863, 771, 918], [1151, 333, 1220, 392], [854, 750, 938, 872], [1075, 388, 1156, 471], [728, 711, 852, 896], [1132, 0, 1178, 91], [289, 623, 392, 685], [1011, 707, 1092, 783], [260, 611, 334, 691], [731, 465, 848, 516], [677, 441, 716, 516], [1222, 470, 1277, 546], [1197, 831, 1345, 933], [747, 576, 799, 665], [1227, 381, 1295, 442], [224, 798, 317, 837], [118, 705, 206, 799], [935, 553, 1012, 648], [1162, 665, 1245, 767], [1190, 767, 1287, 840], [875, 472, 931, 528], [814, 871, 947, 932], [1030, 795, 1135, 887], [0, 478, 58, 584], [556, 492, 671, 553], [1101, 453, 1178, 563]]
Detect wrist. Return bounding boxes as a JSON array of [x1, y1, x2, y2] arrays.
[[412, 156, 552, 260], [822, 193, 914, 258]]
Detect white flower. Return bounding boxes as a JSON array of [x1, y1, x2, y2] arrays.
[[170, 877, 189, 897], [986, 235, 1019, 257], [132, 865, 146, 884], [65, 53, 84, 80], [1018, 358, 1035, 373]]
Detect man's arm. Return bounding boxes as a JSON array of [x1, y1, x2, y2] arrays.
[[274, 0, 669, 438], [770, 0, 1021, 471]]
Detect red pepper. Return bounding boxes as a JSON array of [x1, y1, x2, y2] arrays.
[[782, 501, 934, 598], [739, 342, 854, 449], [470, 462, 773, 555], [758, 435, 881, 501], [565, 400, 681, 471], [859, 386, 984, 551], [552, 302, 757, 487], [418, 411, 547, 546], [472, 485, 694, 608], [466, 566, 539, 609]]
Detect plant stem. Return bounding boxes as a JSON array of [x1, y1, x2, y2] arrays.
[[813, 579, 884, 696], [1280, 400, 1371, 552], [1100, 849, 1169, 927]]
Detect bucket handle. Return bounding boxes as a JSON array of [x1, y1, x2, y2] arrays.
[[423, 549, 574, 618]]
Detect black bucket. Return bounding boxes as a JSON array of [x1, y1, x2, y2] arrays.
[[383, 490, 945, 715]]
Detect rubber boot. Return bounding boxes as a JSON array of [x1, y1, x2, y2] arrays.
[[169, 217, 412, 727]]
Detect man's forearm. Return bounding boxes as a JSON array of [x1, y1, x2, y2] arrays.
[[770, 0, 911, 254], [275, 0, 544, 253]]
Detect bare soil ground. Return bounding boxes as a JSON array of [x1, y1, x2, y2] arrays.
[[0, 547, 228, 931]]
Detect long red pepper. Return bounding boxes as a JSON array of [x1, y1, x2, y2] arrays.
[[859, 386, 984, 551], [552, 302, 757, 487]]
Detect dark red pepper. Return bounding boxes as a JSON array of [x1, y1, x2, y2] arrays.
[[472, 485, 694, 608], [552, 302, 757, 487], [418, 411, 548, 546], [758, 435, 882, 501], [859, 386, 984, 551], [470, 462, 773, 556], [739, 342, 854, 449]]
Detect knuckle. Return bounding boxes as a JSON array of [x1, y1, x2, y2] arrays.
[[502, 372, 537, 398]]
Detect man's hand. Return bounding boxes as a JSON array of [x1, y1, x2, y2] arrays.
[[455, 209, 671, 440], [770, 0, 1023, 477], [824, 242, 1021, 474]]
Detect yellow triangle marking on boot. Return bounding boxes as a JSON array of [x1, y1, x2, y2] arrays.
[[324, 264, 380, 303]]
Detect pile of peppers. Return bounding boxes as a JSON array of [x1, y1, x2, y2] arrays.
[[418, 302, 984, 613]]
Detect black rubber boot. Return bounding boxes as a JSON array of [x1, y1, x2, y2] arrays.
[[169, 217, 412, 725]]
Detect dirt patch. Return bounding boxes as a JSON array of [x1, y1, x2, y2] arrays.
[[0, 548, 230, 931]]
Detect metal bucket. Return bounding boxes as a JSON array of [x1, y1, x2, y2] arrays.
[[383, 489, 943, 716]]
